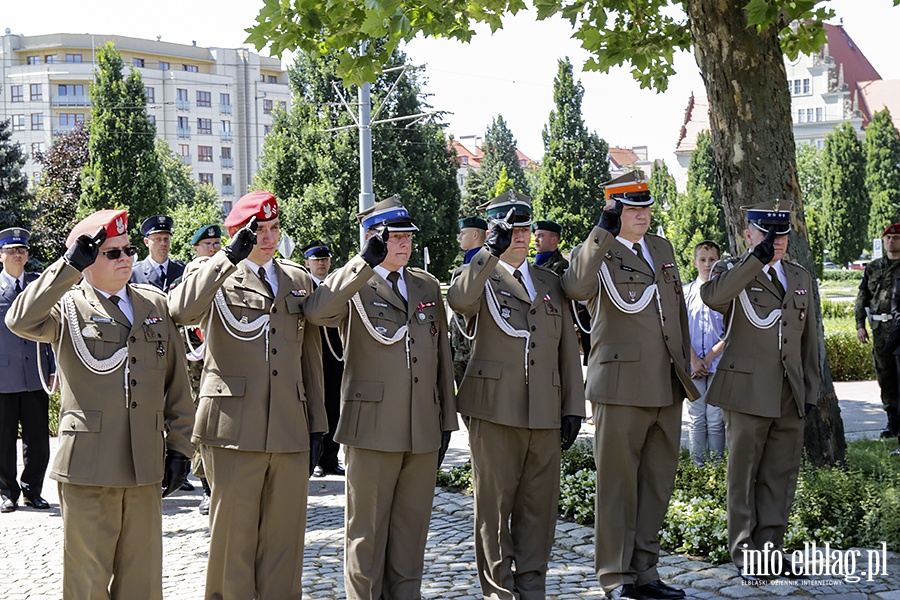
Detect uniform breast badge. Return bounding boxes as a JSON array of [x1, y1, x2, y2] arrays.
[[500, 307, 512, 320], [430, 322, 438, 336], [290, 289, 307, 297], [82, 324, 101, 339]]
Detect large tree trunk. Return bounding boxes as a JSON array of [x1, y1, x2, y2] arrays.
[[685, 0, 845, 465]]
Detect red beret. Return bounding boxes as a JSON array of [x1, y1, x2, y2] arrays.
[[224, 191, 279, 228], [65, 209, 128, 248], [883, 223, 900, 236]]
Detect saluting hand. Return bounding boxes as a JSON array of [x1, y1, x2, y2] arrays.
[[598, 199, 623, 237], [223, 216, 258, 265], [361, 224, 390, 268], [64, 226, 107, 272], [484, 208, 515, 257], [751, 227, 777, 266]]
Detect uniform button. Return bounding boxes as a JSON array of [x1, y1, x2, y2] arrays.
[[530, 342, 536, 348], [783, 321, 787, 326], [410, 338, 415, 344], [662, 316, 666, 322], [131, 357, 137, 364], [531, 309, 536, 315], [664, 335, 669, 341], [614, 353, 619, 359], [272, 370, 278, 376], [271, 307, 277, 314], [730, 364, 735, 369], [531, 326, 536, 332], [131, 402, 137, 409], [379, 312, 384, 317], [270, 328, 276, 334], [130, 336, 136, 342], [413, 377, 419, 383], [355, 392, 361, 398], [783, 304, 788, 309], [130, 379, 137, 386], [629, 276, 634, 281], [477, 259, 484, 265], [529, 359, 535, 366], [70, 422, 76, 429], [216, 386, 222, 393], [271, 348, 277, 355], [478, 370, 483, 375], [215, 265, 222, 272], [352, 267, 358, 273], [412, 356, 417, 363]]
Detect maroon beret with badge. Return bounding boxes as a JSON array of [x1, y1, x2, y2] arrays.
[[883, 223, 900, 236], [224, 191, 279, 229], [65, 209, 128, 248]]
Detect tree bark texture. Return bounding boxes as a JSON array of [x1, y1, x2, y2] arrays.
[[685, 0, 844, 465]]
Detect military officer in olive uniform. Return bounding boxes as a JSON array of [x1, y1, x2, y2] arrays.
[[448, 192, 585, 600], [169, 191, 326, 600], [7, 209, 194, 600], [174, 223, 224, 513], [304, 195, 457, 600], [130, 215, 185, 291], [0, 227, 54, 513], [855, 223, 900, 438], [562, 171, 699, 600], [701, 201, 820, 582], [451, 216, 488, 386]]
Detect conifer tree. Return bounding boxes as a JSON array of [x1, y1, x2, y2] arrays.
[[823, 122, 869, 266], [865, 109, 900, 240]]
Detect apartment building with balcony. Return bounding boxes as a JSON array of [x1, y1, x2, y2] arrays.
[[0, 31, 291, 213]]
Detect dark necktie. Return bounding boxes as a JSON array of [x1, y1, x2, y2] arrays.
[[633, 243, 652, 272], [386, 271, 406, 306], [768, 268, 785, 298], [109, 294, 131, 325], [159, 265, 167, 290], [257, 267, 274, 296], [513, 269, 531, 299], [14, 278, 21, 295]]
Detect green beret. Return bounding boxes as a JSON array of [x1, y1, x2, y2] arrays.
[[191, 224, 223, 246], [459, 216, 488, 231], [532, 220, 562, 235]]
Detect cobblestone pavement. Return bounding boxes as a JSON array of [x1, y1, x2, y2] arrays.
[[3, 381, 899, 598]]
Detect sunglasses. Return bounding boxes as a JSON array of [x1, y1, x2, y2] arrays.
[[100, 246, 139, 260], [1, 247, 28, 255]]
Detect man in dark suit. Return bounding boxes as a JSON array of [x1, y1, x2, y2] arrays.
[[701, 201, 819, 582], [562, 170, 699, 600], [0, 227, 54, 513], [304, 240, 346, 477], [130, 215, 185, 291]]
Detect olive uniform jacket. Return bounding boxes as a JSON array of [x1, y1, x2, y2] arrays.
[[447, 248, 585, 427], [561, 227, 699, 405], [168, 252, 326, 452], [700, 254, 820, 418], [5, 258, 194, 487], [303, 255, 457, 453]]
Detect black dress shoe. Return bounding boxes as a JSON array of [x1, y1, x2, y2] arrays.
[[180, 480, 195, 491], [606, 584, 644, 600], [1, 496, 17, 513], [23, 495, 50, 510], [313, 465, 326, 478], [323, 465, 345, 476], [637, 580, 685, 599]]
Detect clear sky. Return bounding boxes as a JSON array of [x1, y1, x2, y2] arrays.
[[3, 0, 898, 169]]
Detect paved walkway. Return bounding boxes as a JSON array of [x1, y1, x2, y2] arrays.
[[2, 381, 900, 599]]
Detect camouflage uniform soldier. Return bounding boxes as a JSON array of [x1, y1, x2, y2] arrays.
[[450, 216, 488, 386], [855, 223, 900, 438]]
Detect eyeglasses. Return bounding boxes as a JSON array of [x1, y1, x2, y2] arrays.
[[0, 247, 28, 255], [198, 241, 222, 249], [100, 246, 139, 260]]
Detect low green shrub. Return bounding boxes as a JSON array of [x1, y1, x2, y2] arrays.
[[820, 269, 864, 282], [820, 298, 854, 320], [825, 328, 875, 381], [436, 438, 900, 565]]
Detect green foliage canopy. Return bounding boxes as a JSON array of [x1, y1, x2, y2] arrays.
[[822, 122, 869, 267], [0, 118, 34, 234], [533, 58, 609, 249], [864, 109, 900, 241]]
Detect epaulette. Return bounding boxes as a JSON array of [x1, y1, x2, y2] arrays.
[[130, 283, 168, 297], [532, 263, 560, 277], [276, 258, 308, 273], [783, 258, 810, 274], [407, 266, 439, 283]]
